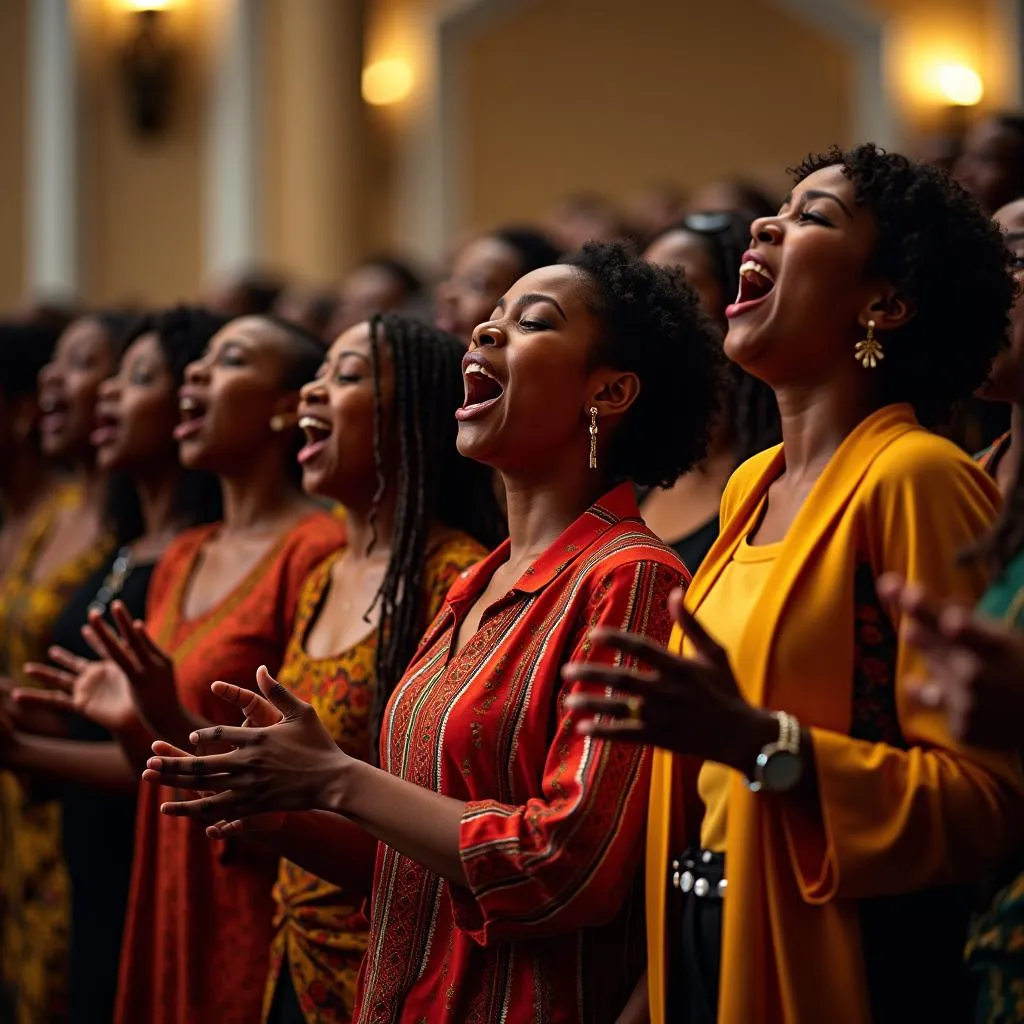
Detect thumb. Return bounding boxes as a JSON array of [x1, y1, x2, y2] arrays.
[[256, 665, 303, 718]]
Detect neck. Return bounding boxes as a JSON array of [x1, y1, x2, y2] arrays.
[[339, 487, 398, 563], [218, 445, 306, 533], [773, 381, 878, 483], [0, 447, 59, 519], [501, 460, 612, 567], [79, 459, 109, 517], [134, 465, 185, 545]]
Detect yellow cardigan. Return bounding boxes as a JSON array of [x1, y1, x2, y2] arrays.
[[645, 404, 1024, 1024]]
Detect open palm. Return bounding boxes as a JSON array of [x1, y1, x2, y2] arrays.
[[20, 648, 135, 733]]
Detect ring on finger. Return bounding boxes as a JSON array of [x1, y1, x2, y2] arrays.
[[625, 695, 644, 720]]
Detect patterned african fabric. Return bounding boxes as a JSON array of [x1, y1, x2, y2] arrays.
[[264, 529, 487, 1024], [354, 482, 686, 1024], [114, 512, 346, 1024], [0, 482, 111, 1024], [965, 547, 1024, 1024]]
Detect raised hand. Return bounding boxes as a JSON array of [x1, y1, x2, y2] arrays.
[[19, 639, 135, 733], [878, 573, 1024, 749], [141, 666, 346, 825], [563, 588, 775, 769]]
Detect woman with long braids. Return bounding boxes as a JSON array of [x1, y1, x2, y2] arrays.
[[568, 146, 1024, 1024], [142, 243, 723, 1024], [6, 306, 224, 1024], [23, 314, 345, 1024], [256, 313, 502, 1023], [641, 210, 780, 571]]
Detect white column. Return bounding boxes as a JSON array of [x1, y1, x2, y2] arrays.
[[203, 0, 264, 277], [27, 0, 78, 298]]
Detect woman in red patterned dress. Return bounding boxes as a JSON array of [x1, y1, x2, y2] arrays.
[[146, 244, 724, 1023], [27, 315, 346, 1024]]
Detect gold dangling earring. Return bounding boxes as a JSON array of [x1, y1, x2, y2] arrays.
[[854, 320, 884, 369], [588, 407, 599, 470], [269, 414, 288, 432]]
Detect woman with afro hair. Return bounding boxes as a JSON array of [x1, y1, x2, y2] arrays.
[[141, 242, 725, 1024], [567, 144, 1024, 1024]]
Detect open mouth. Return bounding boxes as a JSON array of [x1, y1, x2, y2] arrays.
[[174, 393, 208, 441], [90, 409, 121, 447], [726, 256, 776, 318], [456, 361, 505, 421], [39, 393, 69, 436], [297, 414, 333, 465]]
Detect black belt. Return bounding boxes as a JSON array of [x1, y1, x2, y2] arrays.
[[670, 848, 726, 900]]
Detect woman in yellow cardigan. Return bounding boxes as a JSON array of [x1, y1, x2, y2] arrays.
[[565, 145, 1024, 1024]]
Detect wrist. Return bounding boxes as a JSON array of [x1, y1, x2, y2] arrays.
[[316, 747, 357, 814], [721, 708, 779, 775]]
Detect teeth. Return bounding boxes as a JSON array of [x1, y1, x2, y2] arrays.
[[40, 395, 58, 413], [465, 363, 497, 380], [298, 415, 331, 432], [179, 397, 197, 412], [739, 260, 774, 282]]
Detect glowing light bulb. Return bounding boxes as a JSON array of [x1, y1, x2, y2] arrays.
[[937, 64, 984, 107], [362, 59, 413, 107]]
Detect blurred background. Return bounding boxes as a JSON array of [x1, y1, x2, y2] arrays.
[[0, 0, 1021, 314]]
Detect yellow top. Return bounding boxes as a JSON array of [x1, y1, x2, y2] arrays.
[[696, 532, 780, 852], [644, 404, 1024, 1024]]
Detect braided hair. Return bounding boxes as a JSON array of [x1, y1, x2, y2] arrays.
[[365, 313, 505, 761]]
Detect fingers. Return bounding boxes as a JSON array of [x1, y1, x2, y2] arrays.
[[575, 717, 648, 740], [11, 689, 73, 712], [587, 628, 681, 675], [80, 625, 109, 662], [675, 602, 727, 666], [256, 666, 304, 718], [206, 819, 245, 840], [111, 603, 162, 665], [210, 681, 281, 727], [187, 724, 255, 749], [47, 646, 89, 675], [142, 750, 249, 787], [564, 692, 646, 719], [84, 613, 142, 679], [151, 739, 190, 758], [561, 662, 660, 692], [903, 677, 949, 711], [22, 663, 75, 693], [938, 607, 1016, 659], [158, 790, 242, 820]]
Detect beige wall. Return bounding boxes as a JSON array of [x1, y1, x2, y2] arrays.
[[0, 0, 27, 310], [454, 0, 852, 234], [75, 0, 205, 307]]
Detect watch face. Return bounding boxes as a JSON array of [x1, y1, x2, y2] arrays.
[[763, 750, 802, 792]]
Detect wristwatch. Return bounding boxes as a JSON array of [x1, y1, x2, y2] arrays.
[[746, 710, 803, 793]]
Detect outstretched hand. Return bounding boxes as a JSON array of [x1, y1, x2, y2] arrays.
[[142, 666, 346, 828], [20, 631, 136, 734], [878, 572, 1024, 749], [563, 588, 775, 769]]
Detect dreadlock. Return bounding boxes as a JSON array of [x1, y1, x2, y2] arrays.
[[365, 313, 505, 762]]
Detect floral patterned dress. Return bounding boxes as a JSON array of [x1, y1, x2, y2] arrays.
[[264, 530, 487, 1024], [0, 483, 111, 1024]]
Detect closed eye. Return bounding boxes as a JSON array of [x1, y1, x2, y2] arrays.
[[797, 210, 833, 227], [520, 318, 551, 331]]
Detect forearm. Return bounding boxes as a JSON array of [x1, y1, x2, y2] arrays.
[[4, 734, 137, 795], [113, 713, 161, 773], [249, 810, 380, 894], [137, 701, 207, 753], [322, 758, 468, 886]]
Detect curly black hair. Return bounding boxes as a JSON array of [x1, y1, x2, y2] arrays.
[[562, 242, 727, 488], [792, 144, 1014, 428]]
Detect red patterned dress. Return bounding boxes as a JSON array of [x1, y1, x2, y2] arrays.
[[355, 483, 686, 1024], [264, 530, 487, 1023], [115, 512, 346, 1024]]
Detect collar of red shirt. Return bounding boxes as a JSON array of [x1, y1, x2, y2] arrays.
[[446, 480, 642, 609]]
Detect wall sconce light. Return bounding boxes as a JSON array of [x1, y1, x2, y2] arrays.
[[362, 59, 414, 107], [120, 1, 177, 138], [937, 64, 984, 108]]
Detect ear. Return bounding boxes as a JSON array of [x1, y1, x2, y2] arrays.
[[859, 288, 915, 334], [587, 369, 641, 421]]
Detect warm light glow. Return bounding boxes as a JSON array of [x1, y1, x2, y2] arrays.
[[362, 59, 413, 107], [937, 64, 984, 107], [123, 0, 170, 10]]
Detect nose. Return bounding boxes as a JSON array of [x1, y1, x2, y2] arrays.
[[184, 358, 209, 385], [299, 376, 327, 405], [97, 376, 120, 402], [751, 216, 783, 245], [469, 322, 505, 350], [38, 361, 58, 389]]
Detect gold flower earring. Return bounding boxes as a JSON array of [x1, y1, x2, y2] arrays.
[[588, 407, 599, 470], [854, 320, 884, 369]]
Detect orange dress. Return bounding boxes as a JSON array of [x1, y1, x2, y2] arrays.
[[115, 512, 346, 1024], [264, 530, 487, 1024]]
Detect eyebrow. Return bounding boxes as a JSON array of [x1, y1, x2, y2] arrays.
[[514, 292, 568, 321], [1005, 231, 1024, 244], [802, 189, 853, 219]]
